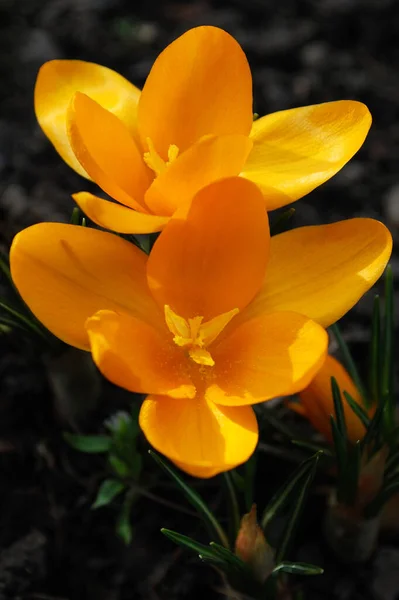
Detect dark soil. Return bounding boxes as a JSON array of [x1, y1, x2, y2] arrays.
[[0, 1, 398, 599]]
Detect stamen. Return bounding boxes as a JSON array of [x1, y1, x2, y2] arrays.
[[189, 348, 215, 367], [164, 305, 239, 368], [143, 138, 179, 177]]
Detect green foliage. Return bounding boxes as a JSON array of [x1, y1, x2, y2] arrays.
[[148, 450, 229, 548], [272, 562, 323, 576], [64, 405, 142, 544], [70, 207, 87, 227], [64, 433, 112, 453], [329, 266, 397, 516], [92, 479, 125, 509], [158, 454, 323, 599]]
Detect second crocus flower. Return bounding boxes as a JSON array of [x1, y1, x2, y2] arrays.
[[35, 26, 371, 234]]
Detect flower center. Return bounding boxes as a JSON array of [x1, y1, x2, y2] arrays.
[[164, 305, 239, 367], [143, 138, 179, 177]]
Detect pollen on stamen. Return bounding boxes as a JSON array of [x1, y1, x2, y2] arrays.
[[143, 138, 179, 177]]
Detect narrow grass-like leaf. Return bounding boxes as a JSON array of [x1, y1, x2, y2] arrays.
[[0, 300, 48, 340], [64, 432, 111, 453], [382, 266, 394, 396], [70, 207, 81, 225], [382, 266, 395, 436], [291, 439, 333, 457], [343, 391, 370, 429], [343, 440, 362, 506], [369, 295, 381, 406], [330, 323, 368, 403], [109, 454, 131, 478], [331, 377, 347, 438], [0, 315, 32, 334], [273, 562, 323, 576], [261, 453, 321, 530], [161, 529, 218, 561], [116, 490, 135, 544], [275, 455, 319, 563], [92, 479, 125, 509], [361, 394, 386, 450], [0, 254, 11, 281], [209, 542, 249, 572], [330, 417, 347, 477], [149, 450, 229, 548]]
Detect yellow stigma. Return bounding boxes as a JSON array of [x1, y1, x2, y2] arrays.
[[143, 138, 179, 176], [164, 305, 239, 367]]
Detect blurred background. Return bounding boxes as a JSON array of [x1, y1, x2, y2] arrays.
[[0, 1, 398, 598]]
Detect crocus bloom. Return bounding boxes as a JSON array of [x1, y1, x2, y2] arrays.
[[292, 354, 370, 442], [35, 26, 371, 234], [10, 177, 392, 476]]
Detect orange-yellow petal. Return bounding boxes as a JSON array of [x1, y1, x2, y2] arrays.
[[10, 223, 160, 350], [138, 26, 253, 158], [298, 355, 367, 443], [35, 60, 141, 178], [73, 192, 169, 234], [207, 312, 328, 406], [139, 394, 258, 478], [147, 177, 269, 321], [239, 219, 392, 328], [68, 93, 151, 211], [86, 310, 195, 399], [242, 101, 371, 209], [144, 134, 253, 216]]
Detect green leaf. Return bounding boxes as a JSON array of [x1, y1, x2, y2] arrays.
[[342, 440, 362, 505], [209, 542, 249, 573], [70, 207, 86, 226], [291, 439, 333, 457], [331, 377, 347, 438], [0, 315, 31, 333], [329, 416, 347, 478], [261, 452, 322, 530], [330, 323, 368, 404], [92, 479, 125, 509], [108, 454, 131, 478], [149, 451, 229, 548], [116, 491, 135, 544], [361, 393, 387, 450], [70, 207, 81, 225], [343, 391, 370, 428], [275, 455, 320, 563], [369, 295, 381, 407], [0, 253, 12, 281], [161, 528, 218, 561], [273, 562, 323, 576], [0, 300, 48, 340], [382, 265, 395, 436], [63, 432, 111, 453]]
